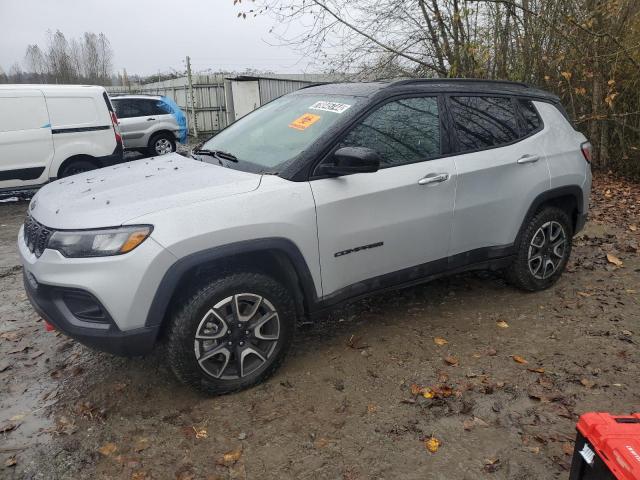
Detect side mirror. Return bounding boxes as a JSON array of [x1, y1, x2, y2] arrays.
[[316, 147, 381, 177]]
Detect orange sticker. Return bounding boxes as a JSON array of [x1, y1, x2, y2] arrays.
[[289, 113, 321, 131]]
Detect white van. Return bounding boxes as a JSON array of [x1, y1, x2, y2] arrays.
[[0, 85, 123, 193]]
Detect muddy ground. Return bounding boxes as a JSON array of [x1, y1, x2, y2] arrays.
[[1, 175, 638, 480]]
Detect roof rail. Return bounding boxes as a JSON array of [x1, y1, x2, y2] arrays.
[[390, 78, 530, 88]]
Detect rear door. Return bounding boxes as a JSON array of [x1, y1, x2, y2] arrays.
[[310, 96, 456, 298], [447, 95, 551, 262], [0, 89, 53, 189], [112, 99, 150, 148]]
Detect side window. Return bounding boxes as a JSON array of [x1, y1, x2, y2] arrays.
[[141, 99, 168, 116], [449, 96, 518, 152], [339, 97, 440, 168], [150, 100, 172, 115], [518, 99, 542, 135], [112, 99, 145, 119]]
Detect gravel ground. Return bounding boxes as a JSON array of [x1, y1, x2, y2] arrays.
[[0, 174, 638, 480]]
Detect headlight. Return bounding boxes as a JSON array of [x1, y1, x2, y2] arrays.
[[48, 225, 153, 258]]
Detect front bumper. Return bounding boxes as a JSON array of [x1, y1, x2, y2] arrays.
[[23, 272, 157, 356], [18, 225, 177, 357]]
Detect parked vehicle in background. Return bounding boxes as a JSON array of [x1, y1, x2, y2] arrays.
[[20, 79, 591, 395], [0, 85, 123, 192], [110, 95, 187, 156]]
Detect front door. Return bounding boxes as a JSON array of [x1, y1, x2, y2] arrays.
[[310, 96, 457, 299]]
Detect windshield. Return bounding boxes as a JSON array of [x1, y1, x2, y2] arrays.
[[200, 94, 361, 172]]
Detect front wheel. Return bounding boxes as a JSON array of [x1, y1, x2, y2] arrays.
[[165, 272, 296, 395], [506, 207, 573, 291]]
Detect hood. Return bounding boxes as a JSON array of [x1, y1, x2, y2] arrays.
[[30, 154, 262, 229]]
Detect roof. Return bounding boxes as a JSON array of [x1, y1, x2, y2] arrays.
[[109, 94, 162, 100], [295, 78, 558, 101], [0, 84, 105, 92]]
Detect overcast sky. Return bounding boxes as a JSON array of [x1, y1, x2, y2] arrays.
[[0, 0, 312, 75]]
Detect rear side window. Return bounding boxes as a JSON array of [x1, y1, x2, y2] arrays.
[[449, 96, 518, 152], [518, 99, 542, 135], [339, 97, 440, 168]]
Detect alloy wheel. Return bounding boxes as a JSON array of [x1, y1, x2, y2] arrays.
[[155, 138, 173, 155], [527, 220, 567, 280], [194, 294, 280, 380]]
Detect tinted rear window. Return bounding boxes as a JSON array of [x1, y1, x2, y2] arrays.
[[449, 96, 518, 152], [518, 99, 542, 134]]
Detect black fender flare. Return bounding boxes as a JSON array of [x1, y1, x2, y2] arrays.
[[517, 185, 584, 241], [144, 238, 319, 328]]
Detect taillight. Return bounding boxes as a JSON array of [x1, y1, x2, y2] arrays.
[[110, 111, 122, 144], [581, 141, 592, 163]]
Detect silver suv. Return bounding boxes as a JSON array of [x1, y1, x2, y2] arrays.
[[20, 79, 592, 395], [110, 95, 186, 156]]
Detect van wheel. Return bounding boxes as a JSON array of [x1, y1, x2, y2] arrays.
[[149, 133, 176, 156], [506, 207, 573, 291], [59, 159, 97, 178], [166, 272, 296, 395]]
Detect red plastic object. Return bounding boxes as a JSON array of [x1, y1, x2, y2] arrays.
[[44, 321, 55, 332], [577, 413, 640, 480]]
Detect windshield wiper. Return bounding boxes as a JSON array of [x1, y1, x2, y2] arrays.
[[192, 149, 239, 162]]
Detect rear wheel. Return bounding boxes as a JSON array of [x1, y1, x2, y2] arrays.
[[148, 133, 176, 156], [506, 207, 573, 291], [58, 159, 97, 178], [166, 272, 296, 395]]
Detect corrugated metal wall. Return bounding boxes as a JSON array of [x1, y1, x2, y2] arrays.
[[107, 74, 343, 137], [258, 78, 313, 104]]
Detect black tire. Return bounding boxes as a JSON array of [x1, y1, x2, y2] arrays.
[[166, 272, 296, 395], [506, 206, 573, 291], [58, 159, 97, 178], [148, 132, 176, 156]]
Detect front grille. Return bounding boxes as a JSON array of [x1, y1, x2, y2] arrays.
[[24, 215, 54, 257]]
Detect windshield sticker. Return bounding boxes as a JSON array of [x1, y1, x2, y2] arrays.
[[289, 113, 321, 131], [309, 101, 352, 114]]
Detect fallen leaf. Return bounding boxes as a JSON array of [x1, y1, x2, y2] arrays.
[[606, 253, 624, 267], [0, 422, 18, 433], [192, 426, 208, 439], [463, 417, 489, 431], [433, 337, 448, 346], [580, 378, 595, 388], [219, 446, 243, 466], [484, 458, 501, 473], [444, 356, 459, 366], [367, 404, 377, 414], [131, 471, 150, 480], [486, 348, 497, 356], [134, 438, 149, 452], [4, 457, 17, 467], [630, 225, 638, 232], [314, 437, 329, 449], [496, 320, 509, 328], [98, 442, 117, 456], [562, 443, 574, 456], [577, 291, 592, 298], [512, 355, 528, 365], [528, 367, 545, 374], [410, 383, 423, 395], [424, 436, 440, 453]]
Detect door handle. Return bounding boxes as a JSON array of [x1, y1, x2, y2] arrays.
[[147, 117, 156, 121], [517, 154, 540, 164], [418, 173, 449, 186]]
